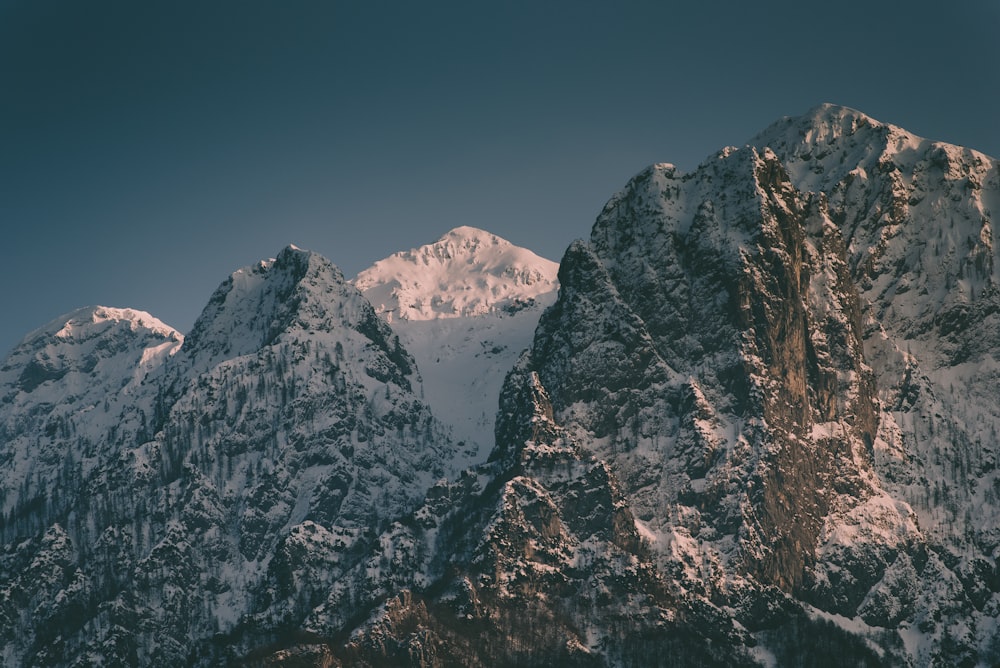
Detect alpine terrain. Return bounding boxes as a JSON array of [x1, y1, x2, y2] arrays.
[[2, 104, 1000, 666]]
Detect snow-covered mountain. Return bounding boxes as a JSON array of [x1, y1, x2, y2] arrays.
[[325, 106, 1000, 665], [354, 225, 558, 322], [3, 105, 1000, 667], [0, 307, 182, 525], [0, 246, 456, 665], [354, 226, 559, 461]]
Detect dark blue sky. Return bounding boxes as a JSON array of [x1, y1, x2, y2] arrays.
[[2, 0, 998, 355]]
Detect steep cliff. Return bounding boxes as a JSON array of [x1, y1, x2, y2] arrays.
[[508, 105, 1000, 665]]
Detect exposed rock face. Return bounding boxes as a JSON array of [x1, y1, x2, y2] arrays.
[[502, 105, 999, 665], [527, 145, 905, 603], [288, 362, 760, 667], [332, 105, 1000, 666], [753, 106, 1000, 662]]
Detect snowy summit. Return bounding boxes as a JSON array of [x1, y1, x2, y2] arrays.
[[354, 225, 559, 322]]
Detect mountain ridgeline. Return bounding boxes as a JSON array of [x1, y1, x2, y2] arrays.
[[2, 105, 1000, 666]]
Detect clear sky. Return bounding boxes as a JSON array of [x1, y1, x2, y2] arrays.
[[2, 0, 998, 356]]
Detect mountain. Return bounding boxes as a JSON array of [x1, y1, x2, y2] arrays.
[[354, 225, 558, 323], [0, 246, 456, 665], [3, 105, 1000, 667], [354, 226, 559, 461], [492, 104, 1000, 665], [315, 105, 1000, 666]]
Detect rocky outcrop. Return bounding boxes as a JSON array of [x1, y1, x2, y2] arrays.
[[525, 145, 908, 605]]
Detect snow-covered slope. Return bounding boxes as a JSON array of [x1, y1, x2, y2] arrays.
[[354, 226, 559, 461]]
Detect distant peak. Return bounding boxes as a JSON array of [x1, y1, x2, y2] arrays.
[[278, 243, 318, 259], [431, 226, 512, 253], [32, 306, 181, 342], [440, 225, 496, 240], [806, 102, 872, 119], [276, 243, 316, 261], [631, 162, 682, 182], [266, 244, 346, 284], [354, 227, 558, 321], [5, 306, 182, 364], [803, 102, 883, 129]]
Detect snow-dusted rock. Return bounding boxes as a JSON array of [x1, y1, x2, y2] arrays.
[[0, 307, 182, 525], [503, 104, 1000, 665], [0, 246, 456, 665]]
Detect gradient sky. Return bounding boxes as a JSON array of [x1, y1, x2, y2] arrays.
[[2, 0, 998, 356]]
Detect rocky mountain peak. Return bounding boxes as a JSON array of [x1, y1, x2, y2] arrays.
[[752, 104, 1000, 365], [504, 106, 999, 664], [0, 243, 460, 665], [534, 140, 895, 593], [178, 244, 400, 376], [757, 103, 888, 147]]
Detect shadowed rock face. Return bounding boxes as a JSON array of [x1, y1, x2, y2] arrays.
[[287, 362, 760, 667], [525, 146, 885, 597]]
